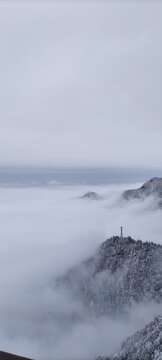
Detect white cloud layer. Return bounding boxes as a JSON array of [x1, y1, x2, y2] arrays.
[[0, 183, 161, 359]]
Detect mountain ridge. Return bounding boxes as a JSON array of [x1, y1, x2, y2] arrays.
[[96, 315, 162, 360], [122, 177, 162, 206], [113, 315, 162, 360], [58, 236, 162, 316]]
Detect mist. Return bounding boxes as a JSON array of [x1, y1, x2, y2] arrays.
[[0, 183, 161, 359]]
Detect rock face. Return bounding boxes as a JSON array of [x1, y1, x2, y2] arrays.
[[113, 315, 162, 360], [0, 351, 32, 360], [59, 236, 162, 316], [81, 191, 101, 200], [122, 177, 162, 205]]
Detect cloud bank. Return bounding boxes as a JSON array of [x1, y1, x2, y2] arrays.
[[0, 184, 161, 359]]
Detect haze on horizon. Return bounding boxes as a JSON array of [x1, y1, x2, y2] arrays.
[[1, 1, 162, 170]]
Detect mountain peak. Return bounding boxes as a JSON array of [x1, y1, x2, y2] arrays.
[[122, 177, 162, 203], [81, 191, 101, 200], [59, 235, 162, 316]]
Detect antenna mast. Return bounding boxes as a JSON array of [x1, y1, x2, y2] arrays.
[[120, 226, 123, 238]]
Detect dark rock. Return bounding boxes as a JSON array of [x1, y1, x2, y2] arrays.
[[0, 351, 33, 360]]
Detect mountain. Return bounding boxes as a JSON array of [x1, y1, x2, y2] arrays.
[[57, 235, 162, 359], [0, 351, 33, 360], [81, 191, 101, 200], [96, 315, 162, 360], [113, 315, 162, 360], [58, 236, 162, 316], [122, 177, 162, 205]]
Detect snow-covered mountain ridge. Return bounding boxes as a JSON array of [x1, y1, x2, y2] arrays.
[[59, 236, 162, 316], [96, 315, 162, 360], [57, 234, 162, 358], [122, 177, 162, 205], [113, 315, 162, 360]]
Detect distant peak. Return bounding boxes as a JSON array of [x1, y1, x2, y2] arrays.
[[122, 176, 162, 205], [81, 191, 101, 200]]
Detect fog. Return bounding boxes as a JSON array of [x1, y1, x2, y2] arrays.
[[0, 183, 161, 360]]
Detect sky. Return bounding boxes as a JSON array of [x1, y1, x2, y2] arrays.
[[1, 0, 162, 169]]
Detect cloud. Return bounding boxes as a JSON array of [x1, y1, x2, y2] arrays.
[[0, 183, 161, 359]]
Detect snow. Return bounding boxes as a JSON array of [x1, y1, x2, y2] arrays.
[[59, 236, 162, 316], [57, 234, 162, 359], [122, 177, 162, 207], [113, 315, 162, 360]]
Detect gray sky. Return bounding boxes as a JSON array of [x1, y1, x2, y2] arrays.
[[1, 0, 162, 169]]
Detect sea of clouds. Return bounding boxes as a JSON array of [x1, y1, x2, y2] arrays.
[[0, 183, 161, 360]]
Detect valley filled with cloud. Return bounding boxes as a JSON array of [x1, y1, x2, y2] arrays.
[[0, 183, 161, 359]]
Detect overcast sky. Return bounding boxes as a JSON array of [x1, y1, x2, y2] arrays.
[[1, 0, 162, 169]]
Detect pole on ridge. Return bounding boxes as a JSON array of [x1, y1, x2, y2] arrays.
[[120, 226, 123, 238]]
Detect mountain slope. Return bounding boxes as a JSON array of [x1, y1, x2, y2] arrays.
[[0, 351, 33, 360], [113, 315, 162, 360], [122, 177, 162, 205], [58, 236, 162, 316]]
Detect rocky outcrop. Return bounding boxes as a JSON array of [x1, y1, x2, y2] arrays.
[[0, 351, 33, 360]]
